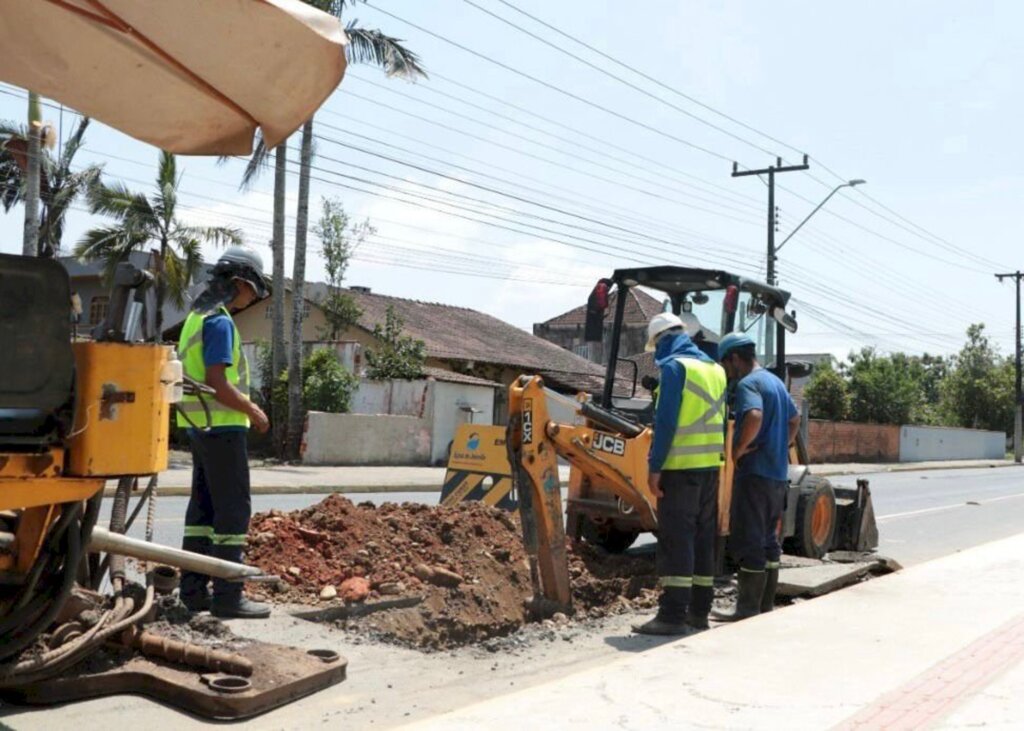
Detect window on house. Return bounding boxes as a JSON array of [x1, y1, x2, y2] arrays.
[[89, 296, 109, 325]]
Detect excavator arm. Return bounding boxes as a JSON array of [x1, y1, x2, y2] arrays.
[[507, 375, 658, 615]]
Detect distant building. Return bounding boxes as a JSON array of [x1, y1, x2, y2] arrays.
[[533, 288, 664, 365], [61, 252, 212, 338]]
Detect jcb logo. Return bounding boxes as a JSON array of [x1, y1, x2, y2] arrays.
[[522, 405, 533, 444], [594, 431, 625, 456]]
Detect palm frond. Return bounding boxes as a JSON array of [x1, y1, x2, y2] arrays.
[[87, 179, 154, 226], [240, 134, 273, 190], [58, 117, 90, 172], [174, 224, 242, 248], [74, 225, 148, 283], [344, 23, 428, 79], [163, 238, 203, 309]]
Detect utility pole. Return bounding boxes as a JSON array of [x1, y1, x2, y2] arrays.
[[995, 271, 1023, 463], [732, 155, 810, 286]]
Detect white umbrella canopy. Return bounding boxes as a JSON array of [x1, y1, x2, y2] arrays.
[[0, 0, 348, 155]]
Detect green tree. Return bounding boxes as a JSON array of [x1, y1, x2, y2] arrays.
[[315, 197, 372, 339], [843, 347, 924, 425], [940, 324, 1015, 433], [804, 362, 850, 421], [302, 349, 359, 413], [365, 306, 426, 380], [1, 117, 102, 255], [76, 151, 241, 338]]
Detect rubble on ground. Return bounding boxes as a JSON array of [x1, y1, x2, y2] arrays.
[[245, 495, 661, 650]]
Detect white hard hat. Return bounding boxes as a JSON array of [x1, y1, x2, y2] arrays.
[[645, 312, 686, 351]]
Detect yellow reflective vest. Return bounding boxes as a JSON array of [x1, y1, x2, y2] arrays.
[[175, 307, 250, 429], [660, 358, 727, 470]]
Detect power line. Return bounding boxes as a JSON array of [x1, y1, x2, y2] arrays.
[[332, 87, 763, 225], [462, 0, 783, 159], [342, 72, 763, 215], [485, 0, 807, 160], [363, 2, 738, 163]]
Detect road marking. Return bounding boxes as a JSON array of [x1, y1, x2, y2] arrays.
[[877, 491, 1024, 522]]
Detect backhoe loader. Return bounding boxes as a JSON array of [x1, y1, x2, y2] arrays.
[[443, 266, 878, 612]]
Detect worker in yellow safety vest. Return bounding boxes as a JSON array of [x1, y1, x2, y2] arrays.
[[633, 313, 727, 635], [176, 246, 272, 619]]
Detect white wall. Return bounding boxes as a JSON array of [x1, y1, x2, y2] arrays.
[[303, 412, 432, 465], [899, 425, 1006, 462], [302, 378, 497, 465]]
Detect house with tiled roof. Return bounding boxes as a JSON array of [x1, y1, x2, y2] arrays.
[[226, 283, 611, 422], [533, 287, 665, 366]]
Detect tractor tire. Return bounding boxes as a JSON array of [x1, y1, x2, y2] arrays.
[[579, 517, 639, 553], [791, 479, 837, 559]]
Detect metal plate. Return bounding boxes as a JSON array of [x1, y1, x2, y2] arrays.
[[3, 641, 347, 721]]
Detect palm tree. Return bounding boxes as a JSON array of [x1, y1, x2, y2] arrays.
[[76, 151, 241, 339], [0, 116, 101, 256], [284, 1, 426, 458], [23, 92, 41, 256]]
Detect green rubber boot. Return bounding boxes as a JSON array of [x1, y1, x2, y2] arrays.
[[761, 567, 779, 613], [711, 570, 766, 623]]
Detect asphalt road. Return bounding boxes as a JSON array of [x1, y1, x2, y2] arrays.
[[101, 465, 1024, 568]]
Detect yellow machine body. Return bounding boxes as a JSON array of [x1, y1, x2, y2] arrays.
[[66, 342, 173, 478], [0, 342, 172, 579]]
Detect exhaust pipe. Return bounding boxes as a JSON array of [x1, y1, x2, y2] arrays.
[[88, 528, 277, 582]]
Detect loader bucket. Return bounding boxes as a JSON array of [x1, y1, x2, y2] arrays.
[[832, 479, 879, 552]]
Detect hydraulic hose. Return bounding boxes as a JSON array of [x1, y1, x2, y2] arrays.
[[0, 504, 83, 663]]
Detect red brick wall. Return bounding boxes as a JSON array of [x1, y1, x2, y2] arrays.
[[808, 420, 900, 463]]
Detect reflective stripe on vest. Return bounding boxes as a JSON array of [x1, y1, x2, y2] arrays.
[[175, 307, 250, 429], [661, 357, 727, 470]]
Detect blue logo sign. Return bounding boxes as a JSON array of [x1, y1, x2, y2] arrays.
[[466, 433, 481, 451]]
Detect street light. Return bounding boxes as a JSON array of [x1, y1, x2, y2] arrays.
[[775, 179, 867, 254]]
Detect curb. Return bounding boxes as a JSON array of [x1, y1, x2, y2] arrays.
[[814, 461, 1017, 478], [102, 462, 1016, 498]]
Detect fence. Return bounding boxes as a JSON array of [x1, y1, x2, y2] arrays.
[[808, 419, 1006, 463]]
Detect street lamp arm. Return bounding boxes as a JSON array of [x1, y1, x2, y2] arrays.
[[775, 179, 866, 255]]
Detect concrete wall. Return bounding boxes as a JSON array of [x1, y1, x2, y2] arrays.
[[808, 420, 900, 463], [352, 379, 431, 417], [302, 378, 497, 465], [808, 420, 1006, 463], [899, 425, 1005, 462], [303, 412, 431, 465]]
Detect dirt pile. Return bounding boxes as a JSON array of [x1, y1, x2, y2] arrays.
[[245, 495, 658, 649]]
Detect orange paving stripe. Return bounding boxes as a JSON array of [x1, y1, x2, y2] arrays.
[[834, 613, 1024, 730]]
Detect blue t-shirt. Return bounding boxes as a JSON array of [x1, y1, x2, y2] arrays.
[[202, 313, 234, 368], [732, 368, 798, 481]]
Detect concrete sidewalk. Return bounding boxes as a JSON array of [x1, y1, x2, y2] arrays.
[[125, 458, 1017, 496], [400, 529, 1024, 730]]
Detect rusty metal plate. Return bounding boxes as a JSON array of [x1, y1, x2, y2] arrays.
[[3, 641, 347, 721]]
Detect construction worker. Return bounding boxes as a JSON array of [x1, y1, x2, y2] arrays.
[[713, 332, 800, 622], [176, 246, 273, 619], [633, 312, 727, 635]]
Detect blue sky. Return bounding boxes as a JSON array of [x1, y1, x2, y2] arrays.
[[1, 0, 1021, 360]]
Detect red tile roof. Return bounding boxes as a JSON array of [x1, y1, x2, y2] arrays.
[[328, 286, 609, 388]]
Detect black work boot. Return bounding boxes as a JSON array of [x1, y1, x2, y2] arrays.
[[633, 586, 690, 636], [761, 567, 780, 613], [211, 595, 271, 619], [686, 584, 713, 629], [712, 570, 766, 623]]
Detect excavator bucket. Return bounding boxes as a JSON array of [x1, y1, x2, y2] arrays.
[[833, 479, 879, 552]]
